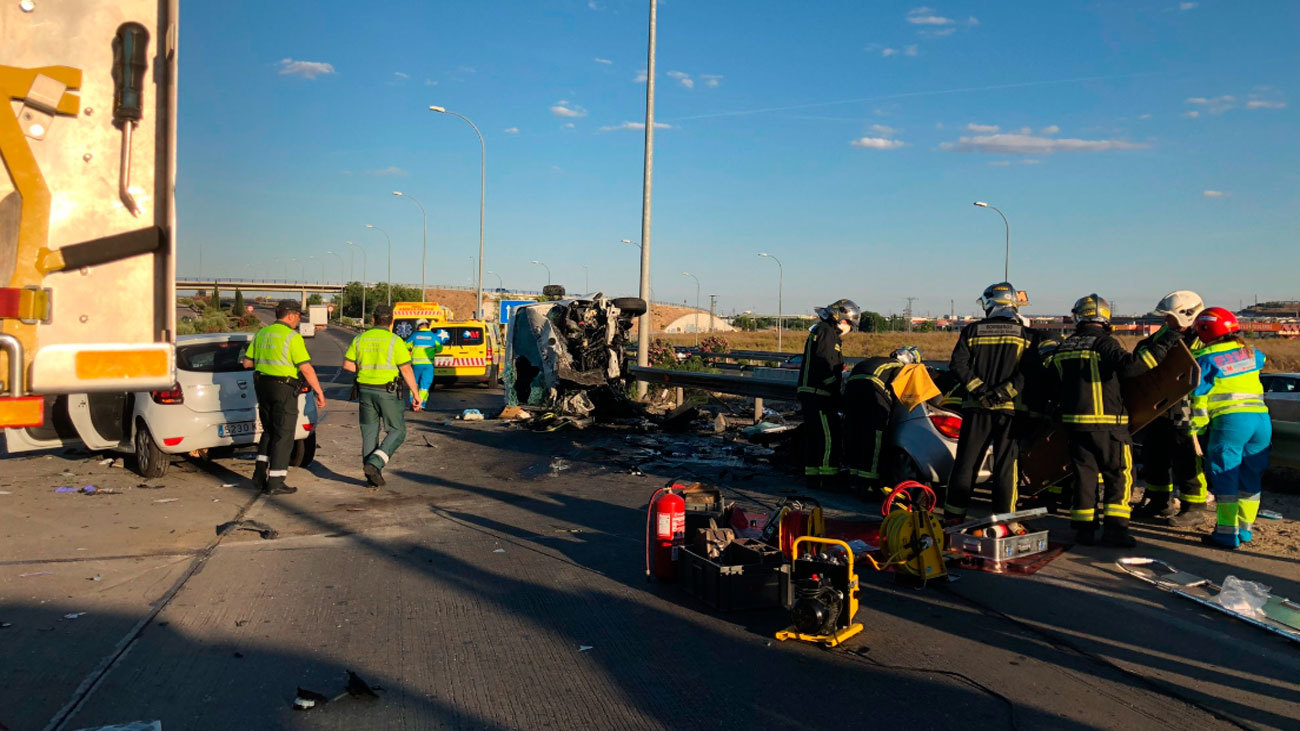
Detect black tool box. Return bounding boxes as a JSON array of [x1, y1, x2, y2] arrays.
[[678, 541, 787, 612]]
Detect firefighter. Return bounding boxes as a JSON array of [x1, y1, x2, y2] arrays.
[[1190, 308, 1271, 550], [944, 282, 1045, 520], [344, 305, 424, 488], [241, 299, 327, 495], [1047, 295, 1181, 547], [405, 318, 442, 408], [798, 299, 860, 490], [844, 346, 922, 492], [1132, 291, 1210, 524]]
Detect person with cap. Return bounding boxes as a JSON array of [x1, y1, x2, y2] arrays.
[[1132, 291, 1210, 525], [241, 299, 327, 495], [797, 298, 860, 490], [843, 346, 922, 493], [1046, 294, 1182, 547], [404, 318, 443, 408], [343, 305, 423, 487]]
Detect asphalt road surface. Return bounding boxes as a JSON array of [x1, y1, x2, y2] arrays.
[[1, 323, 1298, 730]]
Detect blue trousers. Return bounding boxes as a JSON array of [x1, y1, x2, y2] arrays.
[[412, 364, 434, 407], [1206, 412, 1271, 540]]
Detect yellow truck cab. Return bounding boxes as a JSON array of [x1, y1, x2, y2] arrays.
[[389, 303, 498, 386]]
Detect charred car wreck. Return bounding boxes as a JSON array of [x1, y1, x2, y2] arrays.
[[504, 292, 648, 421]]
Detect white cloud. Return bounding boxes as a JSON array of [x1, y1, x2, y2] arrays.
[[700, 74, 723, 88], [941, 132, 1147, 155], [967, 15, 980, 26], [966, 123, 1000, 133], [550, 100, 588, 118], [1039, 124, 1060, 135], [1138, 113, 1152, 120], [634, 69, 648, 83], [365, 166, 408, 177], [934, 122, 944, 129], [920, 27, 958, 38], [904, 44, 919, 56], [599, 121, 673, 132], [1020, 158, 1043, 165], [850, 136, 905, 150], [1183, 110, 1200, 118], [458, 66, 477, 74], [907, 7, 955, 25], [393, 71, 409, 80], [870, 124, 897, 136], [563, 123, 576, 129], [1179, 2, 1198, 9], [277, 58, 335, 79], [1185, 95, 1236, 114], [425, 79, 438, 87], [667, 70, 694, 88], [504, 127, 520, 135], [987, 160, 1011, 167], [1202, 190, 1228, 198], [587, 0, 600, 8], [881, 48, 899, 57], [594, 57, 613, 65], [1246, 99, 1286, 110]]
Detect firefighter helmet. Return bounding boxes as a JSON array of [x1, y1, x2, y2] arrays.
[[892, 346, 922, 365], [1071, 294, 1112, 325], [817, 299, 862, 330], [1153, 290, 1204, 330], [979, 282, 1019, 314], [1193, 307, 1240, 342]]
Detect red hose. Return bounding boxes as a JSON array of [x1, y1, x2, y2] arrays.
[[882, 480, 936, 517]]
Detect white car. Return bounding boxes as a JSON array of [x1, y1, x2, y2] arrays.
[[1261, 372, 1300, 423], [124, 333, 319, 477]]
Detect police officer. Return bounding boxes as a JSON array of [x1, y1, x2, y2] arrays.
[[1047, 295, 1181, 547], [844, 346, 921, 491], [798, 299, 859, 490], [344, 305, 423, 487], [945, 282, 1046, 521], [1133, 291, 1210, 525], [241, 299, 327, 495], [405, 318, 443, 408]]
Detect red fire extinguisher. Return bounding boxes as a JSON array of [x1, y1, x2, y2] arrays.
[[645, 486, 686, 582]]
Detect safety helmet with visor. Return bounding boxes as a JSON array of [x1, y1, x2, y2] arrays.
[[1071, 294, 1112, 326], [1152, 290, 1204, 330]]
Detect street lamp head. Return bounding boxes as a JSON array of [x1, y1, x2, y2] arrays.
[[681, 271, 691, 277], [364, 224, 376, 229], [973, 201, 989, 207], [428, 105, 447, 113], [530, 260, 541, 265], [392, 191, 403, 197], [758, 252, 770, 257]]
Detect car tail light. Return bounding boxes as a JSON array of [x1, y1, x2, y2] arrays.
[[162, 436, 184, 446], [150, 384, 184, 405], [929, 413, 962, 440], [485, 341, 493, 362]]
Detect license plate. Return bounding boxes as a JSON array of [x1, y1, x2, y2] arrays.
[[218, 421, 255, 437]]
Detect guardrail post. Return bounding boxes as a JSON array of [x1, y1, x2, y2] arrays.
[[754, 397, 763, 424], [675, 387, 684, 407]]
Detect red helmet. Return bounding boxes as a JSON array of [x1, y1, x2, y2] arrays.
[[1193, 307, 1240, 342]]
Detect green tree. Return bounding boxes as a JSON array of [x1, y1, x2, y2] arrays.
[[859, 310, 888, 333], [307, 293, 324, 306], [232, 288, 245, 316], [211, 282, 222, 311], [336, 282, 424, 319]]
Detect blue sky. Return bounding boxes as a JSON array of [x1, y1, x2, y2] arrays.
[[178, 0, 1298, 318]]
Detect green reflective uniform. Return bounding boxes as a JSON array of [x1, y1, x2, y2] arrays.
[[346, 328, 413, 469], [243, 321, 311, 489]]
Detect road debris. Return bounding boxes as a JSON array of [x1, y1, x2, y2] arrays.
[[578, 645, 594, 652], [89, 574, 102, 582], [63, 612, 87, 620], [292, 670, 382, 711], [1259, 509, 1284, 520], [460, 408, 485, 421], [19, 571, 51, 578], [153, 498, 179, 504], [216, 520, 279, 540], [135, 483, 164, 489], [69, 722, 161, 731], [492, 548, 506, 554], [421, 435, 437, 448], [549, 457, 571, 474]]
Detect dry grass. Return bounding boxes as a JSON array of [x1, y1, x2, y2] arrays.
[[662, 330, 1300, 372]]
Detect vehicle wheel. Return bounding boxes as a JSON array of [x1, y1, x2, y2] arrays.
[[290, 433, 317, 468], [611, 297, 647, 316], [133, 422, 170, 478], [887, 448, 927, 487]]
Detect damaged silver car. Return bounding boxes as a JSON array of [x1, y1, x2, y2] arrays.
[[504, 293, 648, 419]]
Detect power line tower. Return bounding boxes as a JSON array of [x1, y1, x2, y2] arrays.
[[904, 297, 917, 333]]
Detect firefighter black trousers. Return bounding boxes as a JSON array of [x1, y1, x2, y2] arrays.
[[944, 409, 1017, 518], [1067, 428, 1134, 530], [253, 376, 299, 489], [800, 395, 840, 479], [1139, 418, 1208, 505], [844, 383, 891, 482]]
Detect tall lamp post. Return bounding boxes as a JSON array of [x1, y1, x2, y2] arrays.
[[758, 252, 784, 352], [635, 0, 659, 398], [531, 259, 551, 285], [345, 241, 367, 324], [429, 106, 486, 319], [487, 270, 504, 290], [364, 224, 393, 305], [392, 191, 428, 297], [973, 201, 1011, 282], [681, 271, 701, 345]]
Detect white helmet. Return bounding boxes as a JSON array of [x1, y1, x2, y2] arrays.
[[415, 318, 430, 328], [1153, 291, 1204, 329]]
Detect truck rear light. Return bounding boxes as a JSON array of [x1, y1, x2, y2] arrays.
[[929, 413, 962, 440], [150, 384, 184, 405], [162, 436, 184, 446]]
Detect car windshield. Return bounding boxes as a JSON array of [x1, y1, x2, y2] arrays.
[[177, 340, 249, 373]]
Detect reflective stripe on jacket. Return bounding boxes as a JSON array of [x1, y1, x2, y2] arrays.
[[1190, 341, 1268, 432], [1047, 324, 1180, 430], [949, 317, 1043, 412], [346, 328, 413, 386], [405, 329, 443, 366], [244, 322, 308, 377]]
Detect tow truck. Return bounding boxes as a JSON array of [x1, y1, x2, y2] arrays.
[[2, 1, 179, 452]]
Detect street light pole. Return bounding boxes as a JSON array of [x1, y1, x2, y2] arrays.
[[487, 270, 504, 290], [346, 241, 367, 325], [429, 106, 487, 319], [635, 0, 658, 398], [973, 201, 1011, 282], [393, 192, 428, 297], [530, 260, 551, 285], [682, 271, 700, 345], [758, 253, 784, 352], [364, 224, 393, 305]]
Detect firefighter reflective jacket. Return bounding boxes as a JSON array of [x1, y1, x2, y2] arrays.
[[846, 356, 903, 396], [948, 316, 1045, 412], [1137, 329, 1201, 428], [1190, 341, 1267, 433], [1046, 324, 1180, 430], [797, 321, 844, 400]]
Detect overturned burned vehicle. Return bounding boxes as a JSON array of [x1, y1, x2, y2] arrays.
[[504, 292, 648, 420]]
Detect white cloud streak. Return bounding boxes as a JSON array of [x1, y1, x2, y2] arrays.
[[1179, 2, 1198, 10], [906, 7, 955, 25], [393, 71, 409, 80], [278, 58, 335, 79], [366, 166, 408, 177], [1246, 99, 1286, 110], [700, 74, 723, 88], [504, 127, 520, 134], [1185, 95, 1236, 114], [850, 137, 905, 149], [941, 132, 1147, 155], [594, 57, 613, 65], [599, 121, 673, 132], [966, 123, 1000, 133], [550, 100, 588, 118], [1202, 190, 1228, 198], [1039, 124, 1060, 135], [634, 69, 648, 83]]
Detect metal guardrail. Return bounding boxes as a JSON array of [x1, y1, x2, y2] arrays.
[[627, 365, 798, 401]]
